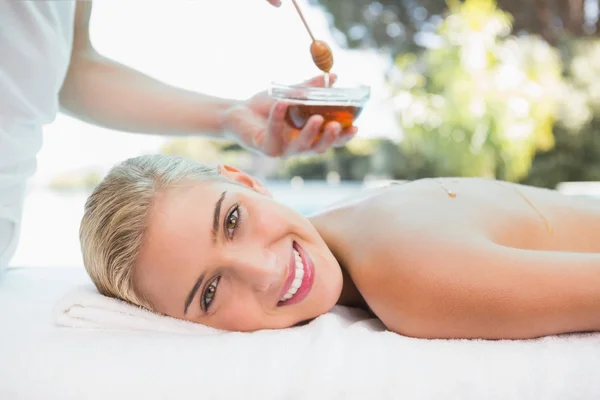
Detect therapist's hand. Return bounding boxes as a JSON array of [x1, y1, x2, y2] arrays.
[[265, 0, 282, 6], [221, 74, 358, 158]]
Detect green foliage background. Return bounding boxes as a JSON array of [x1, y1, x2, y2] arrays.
[[161, 0, 600, 188]]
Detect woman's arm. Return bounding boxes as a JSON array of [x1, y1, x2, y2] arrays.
[[59, 2, 350, 157], [59, 2, 237, 137], [365, 237, 600, 340]]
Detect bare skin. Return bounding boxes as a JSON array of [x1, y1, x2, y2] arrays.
[[132, 166, 600, 340], [312, 177, 600, 340]]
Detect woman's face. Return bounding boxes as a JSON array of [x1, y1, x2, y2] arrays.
[[134, 165, 343, 332]]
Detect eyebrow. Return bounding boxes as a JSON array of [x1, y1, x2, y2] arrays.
[[184, 273, 205, 315], [212, 191, 227, 244]]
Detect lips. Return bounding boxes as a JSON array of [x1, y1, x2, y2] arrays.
[[277, 241, 314, 307]]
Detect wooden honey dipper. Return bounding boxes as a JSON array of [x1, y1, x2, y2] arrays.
[[291, 0, 333, 73]]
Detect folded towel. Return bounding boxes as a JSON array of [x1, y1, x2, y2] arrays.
[[53, 284, 221, 335], [37, 280, 600, 400]]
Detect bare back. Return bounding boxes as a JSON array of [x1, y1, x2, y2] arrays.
[[312, 178, 600, 339], [326, 177, 600, 253]]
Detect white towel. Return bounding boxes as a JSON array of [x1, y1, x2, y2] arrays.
[[53, 284, 221, 335], [25, 279, 600, 399]]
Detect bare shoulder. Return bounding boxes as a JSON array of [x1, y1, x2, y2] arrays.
[[343, 218, 483, 334], [346, 215, 480, 290], [341, 182, 478, 296]]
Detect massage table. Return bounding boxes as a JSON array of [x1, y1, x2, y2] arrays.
[[1, 266, 600, 399]]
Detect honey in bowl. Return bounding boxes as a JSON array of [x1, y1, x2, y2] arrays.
[[269, 79, 370, 144], [286, 104, 363, 131]]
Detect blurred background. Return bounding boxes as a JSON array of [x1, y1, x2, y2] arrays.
[[12, 0, 600, 267]]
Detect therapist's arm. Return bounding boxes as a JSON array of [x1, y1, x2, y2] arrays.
[[59, 1, 355, 157], [59, 2, 237, 137]]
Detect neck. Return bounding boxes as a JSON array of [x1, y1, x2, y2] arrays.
[[308, 208, 367, 310], [336, 267, 366, 308]]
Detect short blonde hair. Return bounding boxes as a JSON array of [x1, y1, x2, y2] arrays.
[[80, 154, 220, 309]]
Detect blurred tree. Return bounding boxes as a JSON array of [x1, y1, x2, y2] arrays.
[[314, 0, 597, 53], [160, 137, 222, 163], [521, 120, 600, 188], [310, 0, 448, 54], [281, 156, 329, 179], [390, 0, 564, 181], [524, 38, 600, 187], [159, 137, 253, 169], [156, 2, 600, 186], [279, 138, 404, 180], [280, 139, 375, 180]]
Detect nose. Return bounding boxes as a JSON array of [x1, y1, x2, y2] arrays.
[[230, 248, 281, 292]]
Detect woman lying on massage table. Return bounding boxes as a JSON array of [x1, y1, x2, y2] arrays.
[[79, 154, 600, 340]]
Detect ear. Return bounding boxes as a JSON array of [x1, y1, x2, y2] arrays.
[[217, 164, 271, 197]]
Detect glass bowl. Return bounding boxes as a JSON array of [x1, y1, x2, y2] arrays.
[[268, 79, 371, 141]]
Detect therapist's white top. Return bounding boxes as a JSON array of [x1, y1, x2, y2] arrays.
[[0, 2, 76, 269]]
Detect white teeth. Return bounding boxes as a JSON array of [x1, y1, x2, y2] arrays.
[[280, 249, 305, 302], [281, 292, 293, 301]]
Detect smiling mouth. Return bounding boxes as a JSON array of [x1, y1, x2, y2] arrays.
[[277, 242, 314, 306], [280, 247, 304, 302]]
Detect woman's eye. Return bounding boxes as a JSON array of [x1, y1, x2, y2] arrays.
[[226, 207, 239, 238], [203, 277, 220, 310]]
